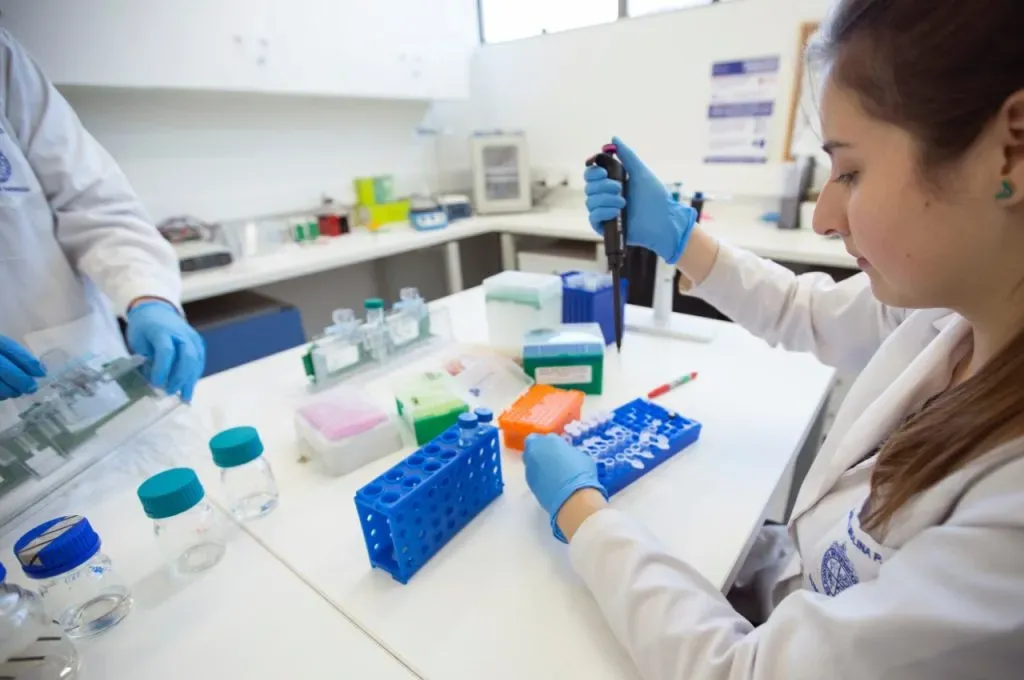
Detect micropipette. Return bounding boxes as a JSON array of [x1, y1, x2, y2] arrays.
[[586, 143, 629, 352]]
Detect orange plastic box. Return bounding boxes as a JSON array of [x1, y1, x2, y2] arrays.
[[498, 384, 585, 451]]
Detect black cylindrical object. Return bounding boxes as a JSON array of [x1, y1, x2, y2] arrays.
[[586, 144, 629, 350]]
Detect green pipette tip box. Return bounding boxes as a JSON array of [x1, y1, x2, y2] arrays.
[[394, 372, 469, 445], [522, 324, 605, 395]]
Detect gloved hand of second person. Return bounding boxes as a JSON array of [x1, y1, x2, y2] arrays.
[[584, 136, 698, 264], [523, 433, 608, 542], [125, 300, 206, 403], [0, 336, 46, 400]]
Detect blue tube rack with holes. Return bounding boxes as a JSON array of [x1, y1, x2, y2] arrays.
[[354, 412, 504, 584], [564, 398, 702, 496]]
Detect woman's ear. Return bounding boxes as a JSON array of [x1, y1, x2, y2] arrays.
[[996, 90, 1024, 206]]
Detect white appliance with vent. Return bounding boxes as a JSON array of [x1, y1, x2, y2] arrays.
[[470, 131, 532, 214]]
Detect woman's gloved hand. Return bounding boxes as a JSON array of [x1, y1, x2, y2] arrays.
[[0, 336, 46, 400], [584, 136, 698, 264], [523, 433, 608, 542], [126, 300, 206, 403]]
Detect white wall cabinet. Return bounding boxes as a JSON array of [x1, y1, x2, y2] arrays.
[[0, 0, 476, 100]]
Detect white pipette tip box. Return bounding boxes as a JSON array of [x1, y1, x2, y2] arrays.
[[294, 387, 404, 477]]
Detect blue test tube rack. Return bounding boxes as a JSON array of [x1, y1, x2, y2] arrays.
[[354, 414, 504, 584], [561, 271, 630, 346], [564, 399, 702, 496]]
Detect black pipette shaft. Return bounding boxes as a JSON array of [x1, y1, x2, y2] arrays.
[[587, 147, 628, 351]]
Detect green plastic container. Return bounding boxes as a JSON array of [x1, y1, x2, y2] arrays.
[[522, 324, 605, 395], [394, 371, 469, 445], [354, 176, 395, 206]]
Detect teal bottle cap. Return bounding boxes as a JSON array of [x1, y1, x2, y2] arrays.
[[364, 298, 385, 310], [137, 468, 205, 520], [209, 426, 264, 468]]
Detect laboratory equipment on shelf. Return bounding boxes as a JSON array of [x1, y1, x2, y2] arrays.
[[137, 468, 226, 575], [408, 196, 449, 231], [294, 387, 404, 477], [471, 130, 531, 214], [561, 271, 630, 346], [498, 385, 585, 451], [0, 561, 81, 680], [562, 398, 702, 496], [210, 427, 279, 521], [394, 371, 470, 445], [586, 144, 629, 351], [354, 407, 504, 584], [437, 194, 473, 222], [483, 271, 563, 352], [522, 323, 606, 395], [13, 515, 132, 639], [0, 351, 181, 531]]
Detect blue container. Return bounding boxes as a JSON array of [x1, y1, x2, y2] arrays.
[[354, 408, 503, 584], [560, 271, 629, 346], [565, 399, 702, 497]]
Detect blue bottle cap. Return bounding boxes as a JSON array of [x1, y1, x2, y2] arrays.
[[14, 516, 102, 580], [0, 561, 6, 583], [210, 426, 264, 468], [137, 468, 205, 520], [474, 407, 494, 424], [457, 412, 479, 429]]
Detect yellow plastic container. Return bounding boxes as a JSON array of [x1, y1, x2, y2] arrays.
[[357, 201, 411, 231], [354, 176, 395, 206]]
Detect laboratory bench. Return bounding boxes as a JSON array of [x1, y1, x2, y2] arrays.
[[186, 287, 835, 680], [180, 205, 856, 304], [1, 288, 833, 679]]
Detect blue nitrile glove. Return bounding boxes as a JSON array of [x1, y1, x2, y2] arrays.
[[584, 136, 698, 264], [0, 336, 46, 400], [125, 300, 206, 403], [523, 433, 608, 543]]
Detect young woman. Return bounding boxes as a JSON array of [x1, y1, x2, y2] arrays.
[[521, 0, 1024, 677]]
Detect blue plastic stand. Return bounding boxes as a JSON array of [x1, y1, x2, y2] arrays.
[[561, 272, 630, 346], [354, 422, 504, 584], [565, 399, 702, 496]]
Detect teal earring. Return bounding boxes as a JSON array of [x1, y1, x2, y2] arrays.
[[996, 179, 1015, 200]]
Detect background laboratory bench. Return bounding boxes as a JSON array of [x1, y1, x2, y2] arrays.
[[1, 288, 835, 680]]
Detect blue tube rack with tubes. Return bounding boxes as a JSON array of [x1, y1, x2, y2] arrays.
[[563, 399, 702, 496], [560, 271, 629, 346], [354, 409, 503, 584]]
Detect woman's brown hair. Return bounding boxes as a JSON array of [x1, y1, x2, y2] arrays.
[[810, 0, 1024, 531]]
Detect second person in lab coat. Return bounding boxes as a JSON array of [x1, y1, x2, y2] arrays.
[[0, 30, 204, 403], [521, 0, 1024, 677]]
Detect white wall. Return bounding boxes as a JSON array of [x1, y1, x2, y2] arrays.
[[62, 86, 437, 223], [440, 0, 832, 198]]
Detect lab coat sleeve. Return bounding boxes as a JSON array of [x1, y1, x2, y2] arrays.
[[689, 242, 907, 375], [569, 485, 1024, 680], [0, 30, 181, 316]]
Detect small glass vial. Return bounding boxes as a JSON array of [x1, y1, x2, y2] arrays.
[[210, 426, 279, 522], [0, 562, 81, 680], [13, 516, 132, 639], [457, 412, 479, 447], [137, 468, 226, 575]]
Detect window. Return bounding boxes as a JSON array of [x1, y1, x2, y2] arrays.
[[628, 0, 721, 17], [479, 0, 619, 44]]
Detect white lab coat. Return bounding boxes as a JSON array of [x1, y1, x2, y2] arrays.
[[0, 29, 179, 364], [569, 243, 1024, 679]]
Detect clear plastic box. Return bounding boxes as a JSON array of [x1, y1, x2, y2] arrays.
[[483, 272, 563, 352], [294, 387, 404, 477]]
